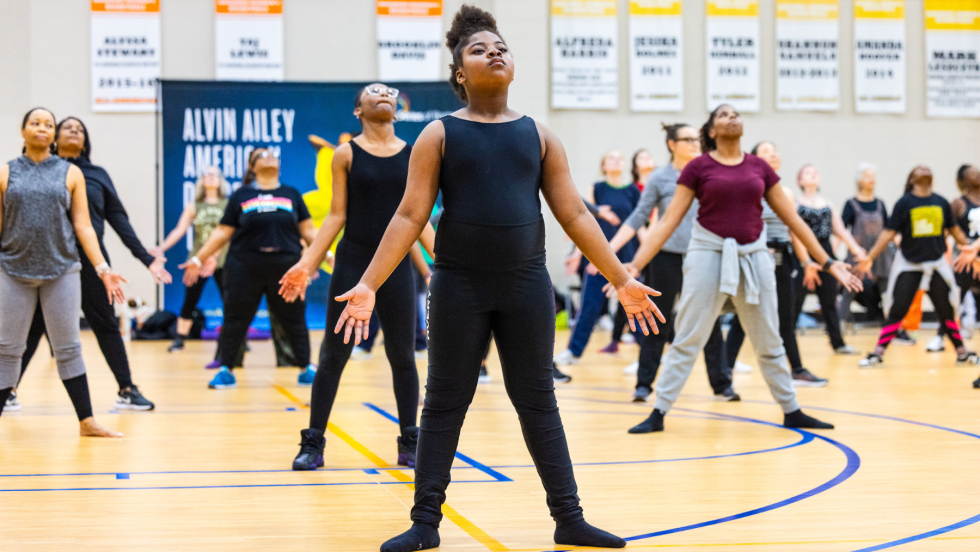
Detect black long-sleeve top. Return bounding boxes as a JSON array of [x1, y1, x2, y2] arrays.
[[67, 156, 155, 267]]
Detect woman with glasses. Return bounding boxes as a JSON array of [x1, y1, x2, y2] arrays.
[[279, 84, 435, 470], [182, 148, 319, 389], [153, 166, 230, 354]]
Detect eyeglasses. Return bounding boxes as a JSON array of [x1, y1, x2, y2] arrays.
[[675, 138, 699, 144], [256, 150, 280, 159], [366, 86, 399, 98]]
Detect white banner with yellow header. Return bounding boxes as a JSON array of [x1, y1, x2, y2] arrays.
[[629, 1, 683, 112], [551, 0, 619, 110], [215, 0, 284, 81], [776, 0, 840, 111], [924, 0, 980, 118], [90, 1, 161, 112], [376, 0, 443, 82], [705, 0, 760, 112], [854, 0, 906, 113]]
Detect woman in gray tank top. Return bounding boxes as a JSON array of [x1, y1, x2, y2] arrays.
[[0, 108, 126, 438]]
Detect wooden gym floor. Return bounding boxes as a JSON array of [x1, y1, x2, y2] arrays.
[[1, 327, 979, 551]]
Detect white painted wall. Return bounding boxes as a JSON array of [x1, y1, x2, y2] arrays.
[[0, 0, 977, 307]]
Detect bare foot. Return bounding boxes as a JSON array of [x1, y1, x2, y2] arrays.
[[79, 417, 123, 438]]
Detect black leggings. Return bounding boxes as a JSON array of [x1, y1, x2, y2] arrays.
[[879, 271, 962, 351], [218, 254, 310, 369], [22, 252, 134, 390], [635, 252, 730, 394], [411, 264, 583, 527], [309, 240, 419, 432], [794, 262, 846, 350], [937, 267, 980, 338], [728, 242, 804, 371], [179, 268, 225, 321]]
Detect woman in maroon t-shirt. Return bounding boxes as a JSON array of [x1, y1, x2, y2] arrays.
[[621, 104, 862, 433]]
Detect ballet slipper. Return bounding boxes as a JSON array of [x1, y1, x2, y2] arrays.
[[79, 417, 123, 438]]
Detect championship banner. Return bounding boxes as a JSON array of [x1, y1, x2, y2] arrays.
[[854, 0, 906, 113], [705, 0, 761, 112], [215, 0, 284, 81], [160, 81, 462, 329], [551, 0, 619, 110], [90, 1, 160, 112], [628, 1, 683, 112], [924, 0, 980, 118], [376, 0, 443, 82], [775, 0, 840, 111]]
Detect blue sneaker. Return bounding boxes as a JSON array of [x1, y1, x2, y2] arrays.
[[208, 367, 237, 389], [297, 365, 317, 386]]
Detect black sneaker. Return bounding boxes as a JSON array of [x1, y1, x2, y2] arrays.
[[957, 352, 980, 365], [858, 353, 883, 368], [552, 364, 572, 384], [292, 428, 326, 471], [167, 336, 185, 352], [713, 387, 741, 401], [478, 365, 491, 384], [793, 368, 829, 387], [973, 376, 980, 389], [632, 386, 652, 403], [893, 329, 916, 346], [115, 385, 155, 411], [397, 426, 419, 468]]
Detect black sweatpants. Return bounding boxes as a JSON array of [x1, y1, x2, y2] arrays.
[[635, 252, 730, 394], [180, 268, 225, 320], [218, 254, 310, 369], [878, 271, 962, 351], [794, 262, 846, 350], [727, 242, 804, 371], [411, 264, 583, 527], [309, 239, 419, 432], [21, 251, 134, 390]]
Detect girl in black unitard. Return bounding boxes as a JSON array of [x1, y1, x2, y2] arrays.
[[332, 6, 663, 552]]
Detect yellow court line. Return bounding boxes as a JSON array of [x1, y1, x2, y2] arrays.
[[272, 384, 509, 551]]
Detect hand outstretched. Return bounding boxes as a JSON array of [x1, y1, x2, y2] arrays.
[[278, 262, 312, 303], [333, 283, 376, 344], [614, 278, 664, 336], [829, 261, 863, 293]]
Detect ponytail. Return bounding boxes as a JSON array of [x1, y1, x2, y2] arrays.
[[661, 123, 689, 161], [699, 106, 724, 153]]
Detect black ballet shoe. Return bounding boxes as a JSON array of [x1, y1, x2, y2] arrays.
[[555, 519, 626, 548], [628, 409, 665, 434], [783, 409, 834, 429], [380, 523, 440, 552]]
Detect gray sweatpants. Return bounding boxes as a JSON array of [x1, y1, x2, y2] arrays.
[[654, 248, 800, 414], [0, 268, 86, 389]]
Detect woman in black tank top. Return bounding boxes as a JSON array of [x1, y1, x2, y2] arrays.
[[278, 84, 436, 471], [328, 7, 662, 552]]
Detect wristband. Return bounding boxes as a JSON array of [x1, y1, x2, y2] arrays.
[[326, 250, 334, 259], [822, 258, 835, 272], [189, 256, 202, 267], [95, 263, 111, 277]]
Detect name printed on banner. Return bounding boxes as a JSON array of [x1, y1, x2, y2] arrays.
[[90, 1, 161, 111], [853, 0, 906, 113], [924, 0, 980, 117], [629, 1, 684, 111], [775, 0, 840, 111], [705, 0, 761, 111], [551, 0, 619, 110], [180, 107, 295, 181]]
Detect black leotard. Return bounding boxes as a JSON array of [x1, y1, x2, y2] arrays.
[[345, 142, 412, 248]]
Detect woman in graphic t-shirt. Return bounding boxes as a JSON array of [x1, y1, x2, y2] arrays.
[[856, 165, 980, 372], [182, 148, 319, 390]]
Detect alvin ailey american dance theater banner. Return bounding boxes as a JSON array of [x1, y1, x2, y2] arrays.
[[159, 80, 462, 330]]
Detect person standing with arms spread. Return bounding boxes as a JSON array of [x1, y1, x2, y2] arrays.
[[278, 83, 435, 470], [0, 108, 124, 437], [624, 104, 860, 434], [332, 7, 662, 551]]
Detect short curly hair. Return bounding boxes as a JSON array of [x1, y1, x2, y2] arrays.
[[445, 5, 504, 103]]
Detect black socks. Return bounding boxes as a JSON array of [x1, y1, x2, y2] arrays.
[[628, 409, 665, 434], [380, 523, 440, 552], [555, 520, 627, 548], [784, 409, 834, 429], [62, 374, 93, 421]]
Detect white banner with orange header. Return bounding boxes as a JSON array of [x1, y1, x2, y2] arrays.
[[924, 0, 980, 117], [551, 0, 619, 109], [705, 0, 760, 112], [90, 1, 161, 112], [376, 0, 443, 82], [629, 1, 683, 111], [776, 0, 840, 111], [854, 0, 906, 113], [215, 0, 284, 81]]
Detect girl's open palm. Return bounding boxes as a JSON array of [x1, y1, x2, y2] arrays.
[[614, 278, 665, 336], [334, 283, 376, 345]]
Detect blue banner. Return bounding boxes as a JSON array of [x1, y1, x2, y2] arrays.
[[160, 80, 461, 330]]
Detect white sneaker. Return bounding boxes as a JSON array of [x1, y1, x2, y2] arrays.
[[597, 315, 614, 331], [414, 350, 428, 360], [925, 335, 946, 353], [350, 347, 372, 361], [963, 328, 973, 340], [554, 349, 580, 366], [621, 334, 636, 345], [733, 361, 753, 373], [4, 391, 21, 412], [622, 361, 639, 375]]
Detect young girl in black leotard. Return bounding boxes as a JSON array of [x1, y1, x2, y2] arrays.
[[278, 83, 436, 470], [330, 7, 663, 552]]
